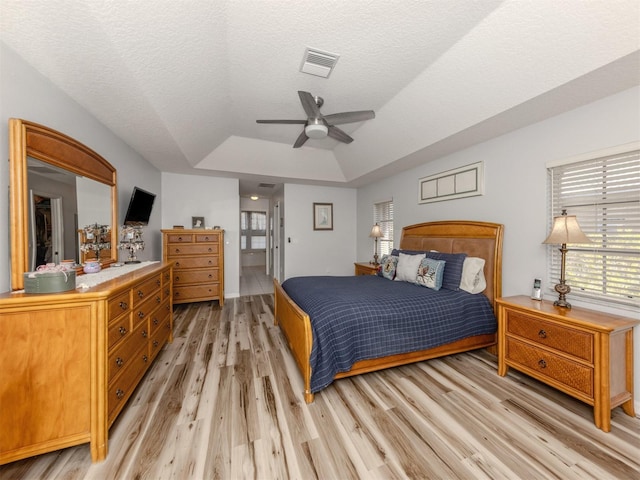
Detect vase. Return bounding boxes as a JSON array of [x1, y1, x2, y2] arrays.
[[83, 260, 101, 274]]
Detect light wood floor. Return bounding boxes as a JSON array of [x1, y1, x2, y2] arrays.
[[2, 295, 639, 480]]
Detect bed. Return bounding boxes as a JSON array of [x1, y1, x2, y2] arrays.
[[273, 220, 504, 403]]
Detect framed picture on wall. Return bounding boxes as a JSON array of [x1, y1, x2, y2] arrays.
[[313, 203, 333, 230], [192, 216, 205, 229]]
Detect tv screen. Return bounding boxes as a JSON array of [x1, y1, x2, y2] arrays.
[[123, 187, 156, 226]]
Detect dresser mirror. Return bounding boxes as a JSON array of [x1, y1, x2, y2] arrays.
[[9, 118, 118, 291]]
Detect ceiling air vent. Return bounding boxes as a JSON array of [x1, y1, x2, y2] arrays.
[[300, 48, 340, 78], [258, 183, 276, 189]]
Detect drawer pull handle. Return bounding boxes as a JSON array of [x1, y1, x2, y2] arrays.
[[175, 276, 180, 281], [208, 274, 212, 278], [208, 248, 212, 252], [115, 357, 124, 367], [538, 359, 547, 369], [153, 340, 159, 348], [143, 355, 148, 363], [538, 329, 547, 339], [156, 296, 161, 304], [175, 262, 180, 267], [208, 261, 213, 265], [142, 330, 148, 338], [119, 301, 128, 310], [175, 248, 180, 253], [153, 317, 159, 325], [137, 290, 144, 298], [156, 280, 161, 286], [116, 389, 125, 399], [138, 311, 145, 319], [119, 326, 127, 336], [178, 237, 182, 241]]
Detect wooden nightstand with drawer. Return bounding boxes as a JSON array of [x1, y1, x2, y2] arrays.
[[354, 262, 379, 276], [496, 295, 638, 432]]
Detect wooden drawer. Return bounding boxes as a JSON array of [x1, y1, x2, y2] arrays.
[[149, 318, 171, 361], [107, 344, 149, 423], [506, 337, 593, 398], [133, 294, 162, 328], [107, 314, 132, 350], [149, 299, 171, 336], [169, 256, 219, 270], [506, 310, 593, 362], [108, 320, 149, 384], [195, 233, 219, 243], [167, 233, 194, 243], [173, 269, 219, 285], [132, 274, 162, 307], [173, 284, 220, 302], [108, 291, 130, 323], [166, 243, 220, 256]]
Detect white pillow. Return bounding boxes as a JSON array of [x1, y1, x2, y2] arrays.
[[394, 253, 425, 282], [459, 257, 486, 294]]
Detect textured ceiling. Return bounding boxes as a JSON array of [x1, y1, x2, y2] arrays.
[[1, 0, 639, 198]]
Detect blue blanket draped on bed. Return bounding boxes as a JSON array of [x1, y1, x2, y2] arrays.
[[281, 275, 497, 393]]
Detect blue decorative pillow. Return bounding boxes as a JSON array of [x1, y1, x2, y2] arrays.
[[392, 249, 467, 291], [378, 254, 398, 280], [415, 258, 446, 290]]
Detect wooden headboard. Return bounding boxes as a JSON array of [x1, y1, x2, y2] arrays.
[[399, 220, 504, 310]]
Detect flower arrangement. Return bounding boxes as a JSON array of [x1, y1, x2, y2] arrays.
[[80, 223, 111, 261]]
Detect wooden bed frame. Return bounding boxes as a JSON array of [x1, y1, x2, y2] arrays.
[[274, 220, 504, 403]]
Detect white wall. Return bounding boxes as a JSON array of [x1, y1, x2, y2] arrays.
[[161, 172, 240, 298], [284, 184, 357, 279], [0, 42, 163, 292], [357, 86, 640, 407]]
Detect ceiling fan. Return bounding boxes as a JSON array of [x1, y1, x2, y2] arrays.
[[257, 91, 375, 148]]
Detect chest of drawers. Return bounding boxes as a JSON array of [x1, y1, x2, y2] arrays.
[[162, 229, 224, 306], [0, 262, 172, 464], [496, 295, 638, 432]]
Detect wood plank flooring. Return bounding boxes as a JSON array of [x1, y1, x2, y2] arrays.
[[2, 294, 639, 479]]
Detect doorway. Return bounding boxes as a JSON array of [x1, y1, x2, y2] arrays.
[[29, 190, 64, 269]]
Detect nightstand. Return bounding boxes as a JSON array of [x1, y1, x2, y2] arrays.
[[354, 262, 379, 276], [496, 295, 639, 432]]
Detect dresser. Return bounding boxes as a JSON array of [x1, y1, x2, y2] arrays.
[[0, 262, 172, 464], [496, 295, 638, 432], [162, 229, 224, 306]]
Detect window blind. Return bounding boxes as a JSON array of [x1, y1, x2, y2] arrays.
[[547, 149, 640, 306], [373, 200, 394, 256], [240, 211, 267, 251]]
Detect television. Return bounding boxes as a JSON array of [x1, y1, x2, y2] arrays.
[[123, 187, 156, 226]]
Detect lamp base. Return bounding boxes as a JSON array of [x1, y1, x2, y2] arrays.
[[553, 281, 572, 309]]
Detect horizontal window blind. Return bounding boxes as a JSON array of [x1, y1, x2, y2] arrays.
[[547, 149, 640, 306], [373, 200, 394, 256], [241, 211, 267, 251]]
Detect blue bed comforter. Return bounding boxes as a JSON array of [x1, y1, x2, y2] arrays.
[[281, 275, 497, 392]]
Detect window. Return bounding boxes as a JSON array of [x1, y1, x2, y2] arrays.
[[547, 148, 640, 307], [240, 211, 267, 251], [373, 199, 394, 256]]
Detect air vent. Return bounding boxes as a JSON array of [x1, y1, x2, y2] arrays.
[[258, 183, 276, 189], [300, 48, 340, 78]]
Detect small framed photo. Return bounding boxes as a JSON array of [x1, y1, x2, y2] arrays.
[[313, 203, 333, 231], [192, 216, 205, 229]]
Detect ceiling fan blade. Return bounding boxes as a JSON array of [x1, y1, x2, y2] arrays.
[[323, 110, 375, 125], [293, 130, 309, 148], [327, 126, 353, 144], [298, 91, 321, 119], [256, 119, 306, 124]]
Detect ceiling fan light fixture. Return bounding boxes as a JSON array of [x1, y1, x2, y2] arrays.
[[305, 123, 328, 139]]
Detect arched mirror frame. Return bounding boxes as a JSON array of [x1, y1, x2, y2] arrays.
[[9, 118, 118, 291]]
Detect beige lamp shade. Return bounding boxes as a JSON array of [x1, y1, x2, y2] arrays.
[[369, 224, 383, 238], [543, 214, 592, 245]]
